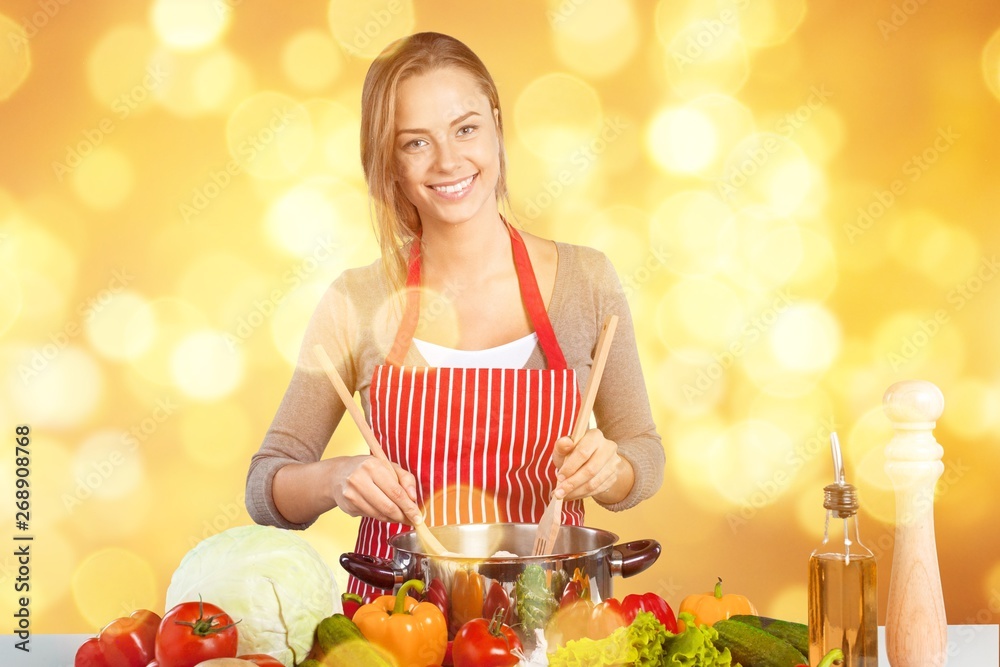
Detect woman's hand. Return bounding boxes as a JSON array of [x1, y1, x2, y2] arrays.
[[551, 429, 635, 504], [329, 455, 422, 524]]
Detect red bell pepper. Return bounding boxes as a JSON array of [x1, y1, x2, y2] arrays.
[[425, 577, 450, 624], [75, 609, 161, 667], [341, 592, 364, 621], [559, 568, 591, 608], [622, 592, 679, 633], [482, 580, 514, 625]]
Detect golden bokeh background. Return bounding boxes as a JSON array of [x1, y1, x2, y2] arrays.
[[1, 0, 999, 634]]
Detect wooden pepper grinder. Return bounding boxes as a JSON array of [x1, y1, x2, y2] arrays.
[[883, 379, 948, 667]]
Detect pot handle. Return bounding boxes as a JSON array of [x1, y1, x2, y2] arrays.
[[339, 553, 404, 590], [610, 539, 661, 578]]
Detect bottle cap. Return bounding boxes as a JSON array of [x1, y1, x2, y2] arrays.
[[825, 431, 859, 517], [824, 482, 859, 517]]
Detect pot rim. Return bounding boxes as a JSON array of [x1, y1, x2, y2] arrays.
[[386, 522, 621, 561]]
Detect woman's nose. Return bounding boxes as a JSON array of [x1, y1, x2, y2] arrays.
[[433, 139, 460, 172]]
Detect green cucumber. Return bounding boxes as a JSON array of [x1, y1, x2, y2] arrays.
[[713, 618, 808, 667], [729, 614, 809, 657], [305, 614, 393, 667]]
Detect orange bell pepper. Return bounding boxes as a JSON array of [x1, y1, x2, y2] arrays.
[[353, 579, 448, 667], [451, 569, 483, 635], [678, 577, 757, 629]]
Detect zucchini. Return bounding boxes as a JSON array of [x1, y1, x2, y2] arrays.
[[713, 618, 808, 667], [729, 614, 809, 657], [304, 614, 393, 667]]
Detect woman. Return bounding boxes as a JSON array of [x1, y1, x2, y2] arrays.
[[246, 32, 664, 599]]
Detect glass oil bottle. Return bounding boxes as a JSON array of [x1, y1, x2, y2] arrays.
[[807, 433, 878, 666]]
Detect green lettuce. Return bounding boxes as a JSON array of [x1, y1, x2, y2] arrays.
[[628, 611, 669, 667], [548, 625, 637, 667], [661, 612, 733, 667], [547, 610, 733, 667]]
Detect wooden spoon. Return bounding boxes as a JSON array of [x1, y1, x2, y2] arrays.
[[532, 314, 618, 556], [312, 345, 453, 557]]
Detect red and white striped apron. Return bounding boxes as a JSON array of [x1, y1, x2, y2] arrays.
[[347, 221, 583, 598]]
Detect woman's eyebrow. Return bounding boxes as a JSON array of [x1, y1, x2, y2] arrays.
[[396, 110, 481, 137]]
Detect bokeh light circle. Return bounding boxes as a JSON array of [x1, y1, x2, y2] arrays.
[[870, 311, 966, 382], [940, 377, 1000, 441], [662, 19, 750, 99], [982, 27, 1000, 102], [152, 46, 255, 117], [515, 73, 603, 161], [73, 430, 145, 500], [0, 13, 31, 100], [150, 0, 231, 52], [727, 207, 804, 292], [549, 0, 639, 78], [129, 297, 208, 387], [655, 350, 726, 415], [70, 146, 135, 211], [327, 0, 416, 59], [8, 346, 104, 428], [265, 179, 369, 258], [283, 29, 343, 92], [887, 209, 980, 287], [666, 414, 729, 500], [226, 91, 314, 179], [84, 290, 156, 361], [719, 132, 817, 215], [303, 99, 364, 182], [0, 268, 22, 335], [86, 24, 161, 112], [646, 106, 719, 174], [73, 548, 158, 629], [656, 277, 746, 351], [770, 302, 842, 373], [170, 330, 244, 400], [271, 282, 330, 366], [650, 190, 735, 277], [720, 0, 808, 48], [707, 419, 796, 506]]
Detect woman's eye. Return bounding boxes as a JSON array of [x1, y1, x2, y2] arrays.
[[458, 125, 478, 136], [405, 138, 427, 149]]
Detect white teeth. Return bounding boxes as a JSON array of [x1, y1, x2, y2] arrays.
[[432, 174, 474, 194]]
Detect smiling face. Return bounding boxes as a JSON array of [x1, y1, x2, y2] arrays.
[[393, 66, 502, 231]]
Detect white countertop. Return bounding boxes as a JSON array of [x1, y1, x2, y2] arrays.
[[2, 625, 997, 666]]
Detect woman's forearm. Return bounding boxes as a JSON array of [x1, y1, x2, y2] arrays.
[[271, 457, 349, 525]]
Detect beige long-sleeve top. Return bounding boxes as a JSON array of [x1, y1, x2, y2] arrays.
[[245, 241, 665, 529]]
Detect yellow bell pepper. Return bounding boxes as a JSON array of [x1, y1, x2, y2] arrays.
[[353, 579, 447, 667], [678, 577, 757, 629]]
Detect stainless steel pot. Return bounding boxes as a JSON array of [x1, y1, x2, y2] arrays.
[[340, 523, 660, 640]]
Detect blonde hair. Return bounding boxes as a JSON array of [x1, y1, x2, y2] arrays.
[[360, 32, 510, 289]]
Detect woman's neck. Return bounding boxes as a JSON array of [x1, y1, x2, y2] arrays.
[[419, 208, 511, 284]]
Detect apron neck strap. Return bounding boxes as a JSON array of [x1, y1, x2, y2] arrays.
[[385, 217, 567, 369]]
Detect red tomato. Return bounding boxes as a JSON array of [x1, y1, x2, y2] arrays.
[[75, 609, 161, 667], [587, 599, 628, 640], [451, 609, 522, 667], [154, 599, 239, 667], [238, 655, 284, 667]]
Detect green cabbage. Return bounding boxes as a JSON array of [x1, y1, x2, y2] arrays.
[[165, 525, 341, 667]]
